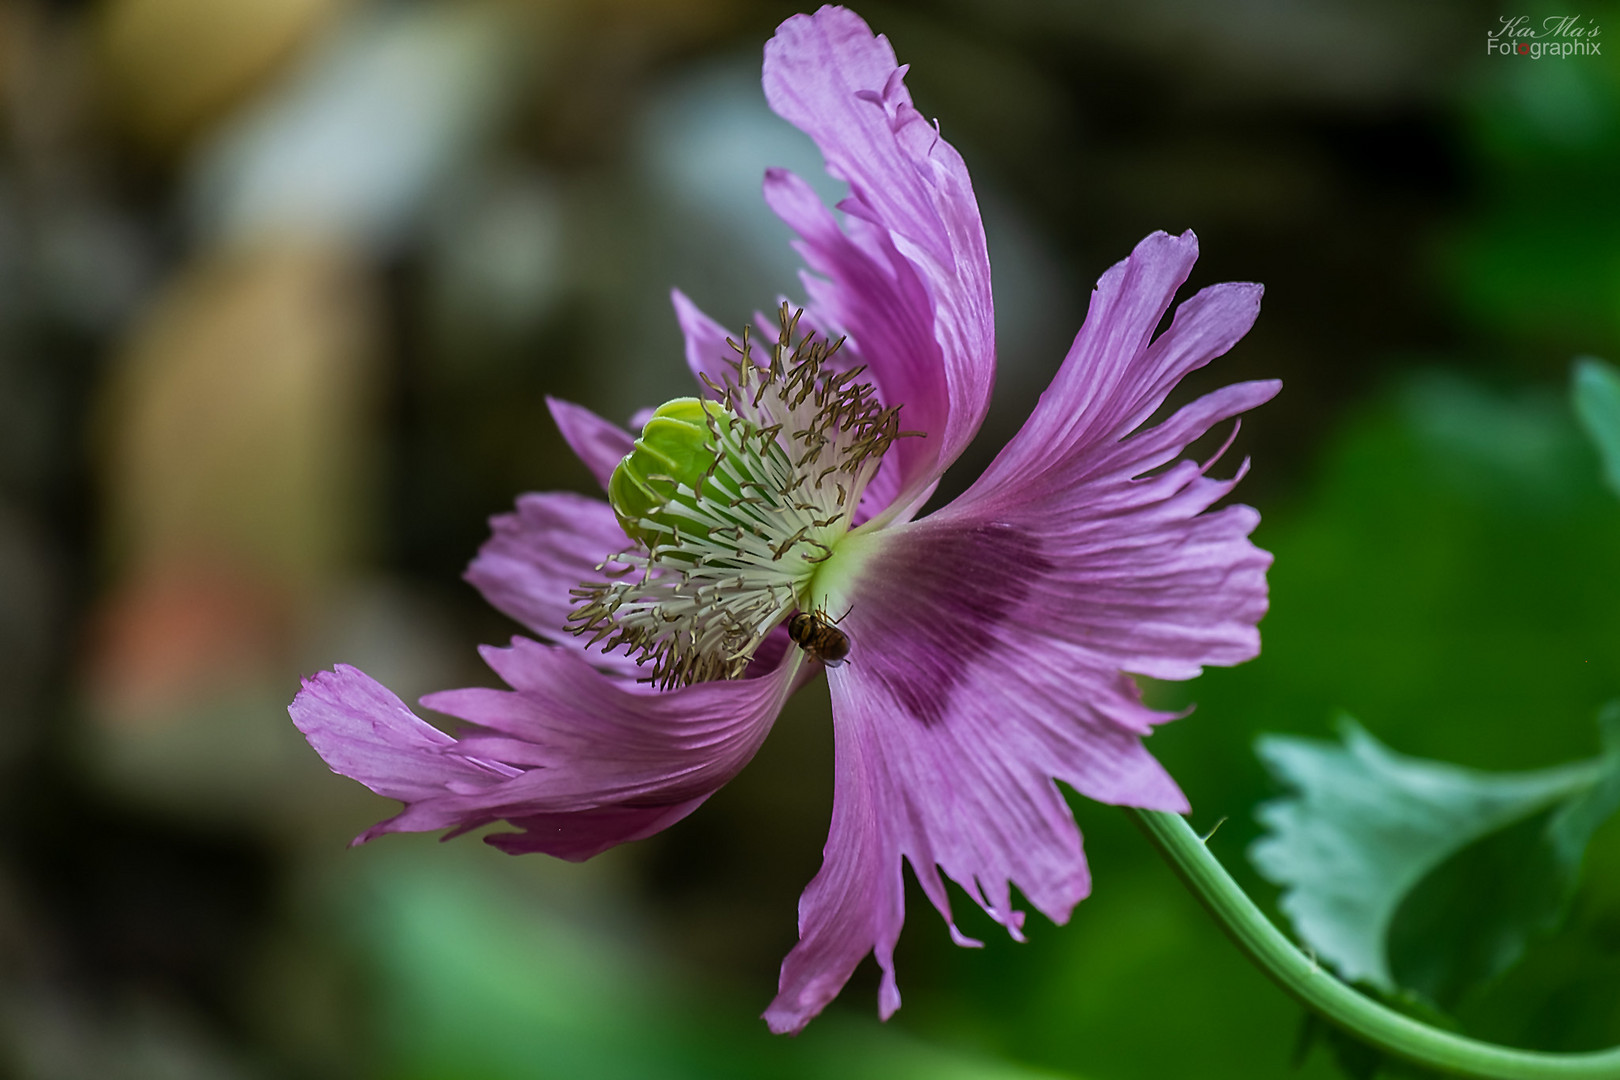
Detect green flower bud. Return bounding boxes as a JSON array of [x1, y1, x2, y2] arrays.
[[609, 397, 734, 546]]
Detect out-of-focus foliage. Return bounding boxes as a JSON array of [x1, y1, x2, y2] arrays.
[[1136, 369, 1620, 1070], [340, 847, 1073, 1080], [1574, 358, 1620, 496], [1248, 356, 1620, 1031], [94, 0, 344, 154], [1252, 713, 1620, 1005], [1442, 4, 1620, 367], [187, 4, 516, 250], [1228, 357, 1620, 1080]]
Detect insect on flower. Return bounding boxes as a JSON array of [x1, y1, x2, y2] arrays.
[[290, 4, 1279, 1034], [787, 608, 851, 667]]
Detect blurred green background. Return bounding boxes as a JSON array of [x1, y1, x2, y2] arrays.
[[0, 0, 1617, 1076]]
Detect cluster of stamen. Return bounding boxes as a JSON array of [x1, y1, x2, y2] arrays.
[[568, 305, 905, 688]]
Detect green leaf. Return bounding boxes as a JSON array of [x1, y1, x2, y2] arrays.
[[1249, 711, 1620, 1007], [1574, 358, 1620, 498], [1387, 804, 1568, 1010], [1547, 702, 1620, 866]]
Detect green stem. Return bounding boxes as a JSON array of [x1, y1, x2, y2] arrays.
[[1127, 807, 1620, 1080]]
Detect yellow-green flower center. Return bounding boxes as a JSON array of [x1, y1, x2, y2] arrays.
[[607, 397, 735, 548]]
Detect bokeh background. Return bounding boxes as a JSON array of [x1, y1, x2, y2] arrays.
[[1, 0, 1618, 1076]]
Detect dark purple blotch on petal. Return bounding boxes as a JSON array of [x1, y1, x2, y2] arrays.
[[846, 520, 1051, 726]]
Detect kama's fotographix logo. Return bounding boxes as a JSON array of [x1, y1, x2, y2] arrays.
[[1488, 15, 1603, 57]]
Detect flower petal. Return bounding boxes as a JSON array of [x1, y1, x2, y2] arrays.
[[762, 166, 940, 520], [546, 397, 634, 490], [938, 380, 1278, 682], [485, 800, 711, 861], [962, 428, 1274, 678], [464, 491, 643, 679], [832, 518, 1204, 799], [424, 638, 796, 799], [939, 230, 1278, 679], [764, 7, 994, 513], [768, 520, 1195, 1031], [765, 692, 904, 1033], [968, 231, 1267, 498], [672, 287, 740, 391], [290, 664, 518, 817], [293, 643, 802, 861]]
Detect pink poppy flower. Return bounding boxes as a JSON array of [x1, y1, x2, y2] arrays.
[[290, 4, 1278, 1034]]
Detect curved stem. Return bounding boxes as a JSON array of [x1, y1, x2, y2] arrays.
[[1127, 807, 1620, 1080]]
